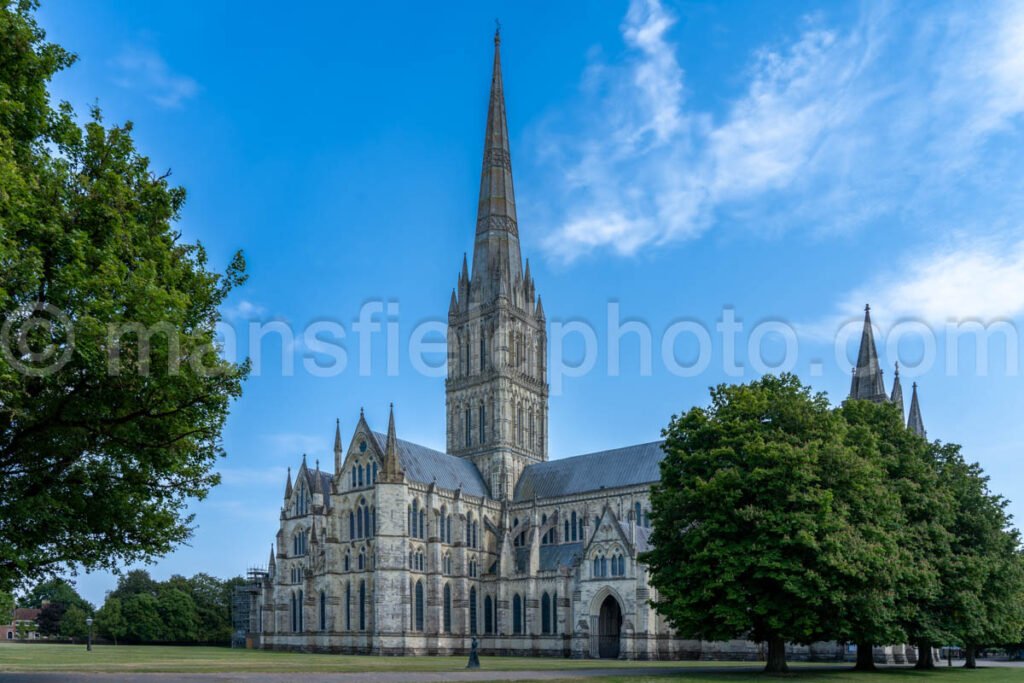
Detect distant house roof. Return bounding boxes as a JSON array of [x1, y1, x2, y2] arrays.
[[371, 432, 490, 498], [514, 441, 666, 501], [13, 608, 40, 622]]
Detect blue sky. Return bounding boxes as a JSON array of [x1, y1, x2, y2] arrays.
[[35, 0, 1024, 606]]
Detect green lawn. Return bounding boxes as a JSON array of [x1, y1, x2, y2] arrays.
[[0, 643, 1019, 681]]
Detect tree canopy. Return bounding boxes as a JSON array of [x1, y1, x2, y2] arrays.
[[643, 374, 1024, 672], [0, 0, 247, 592]]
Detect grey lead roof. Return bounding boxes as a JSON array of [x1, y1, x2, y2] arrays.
[[514, 543, 584, 574], [371, 432, 490, 498], [514, 441, 666, 501]]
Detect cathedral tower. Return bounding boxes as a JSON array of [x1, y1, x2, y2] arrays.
[[446, 30, 548, 500]]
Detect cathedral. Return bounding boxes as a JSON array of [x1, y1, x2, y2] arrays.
[[248, 32, 926, 661]]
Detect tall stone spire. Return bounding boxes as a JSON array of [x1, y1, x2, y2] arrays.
[[849, 304, 887, 403], [907, 382, 926, 438], [470, 26, 523, 301], [447, 30, 548, 499], [890, 362, 904, 420]]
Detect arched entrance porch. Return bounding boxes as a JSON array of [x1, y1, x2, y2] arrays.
[[597, 595, 622, 659]]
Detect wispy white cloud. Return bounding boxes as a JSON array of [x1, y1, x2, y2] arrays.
[[217, 465, 289, 487], [803, 232, 1024, 340], [263, 432, 326, 461], [535, 0, 1024, 262], [111, 46, 198, 108], [222, 299, 267, 321]]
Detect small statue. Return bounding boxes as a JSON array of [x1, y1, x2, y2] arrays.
[[467, 636, 481, 669]]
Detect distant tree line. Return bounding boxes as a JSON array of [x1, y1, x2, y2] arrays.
[[642, 375, 1024, 674], [9, 571, 245, 645]]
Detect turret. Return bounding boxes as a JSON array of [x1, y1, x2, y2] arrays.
[[333, 418, 343, 476], [890, 362, 905, 420], [849, 304, 887, 402], [908, 382, 926, 438], [381, 403, 404, 483], [284, 467, 293, 500]]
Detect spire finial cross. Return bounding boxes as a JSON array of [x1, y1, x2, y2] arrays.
[[494, 19, 501, 45]]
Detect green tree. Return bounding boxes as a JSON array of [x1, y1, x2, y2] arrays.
[[930, 444, 1024, 668], [0, 590, 13, 620], [21, 578, 91, 611], [109, 570, 158, 600], [641, 375, 856, 673], [156, 587, 199, 642], [34, 601, 64, 636], [95, 596, 127, 645], [838, 400, 946, 670], [59, 603, 89, 642], [0, 1, 247, 592], [121, 593, 162, 643], [187, 573, 237, 643]]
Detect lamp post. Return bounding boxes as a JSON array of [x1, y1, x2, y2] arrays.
[[85, 617, 93, 652]]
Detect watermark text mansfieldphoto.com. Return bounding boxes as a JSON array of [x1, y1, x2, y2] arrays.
[[2, 300, 1018, 395]]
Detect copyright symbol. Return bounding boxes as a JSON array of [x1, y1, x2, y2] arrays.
[[1, 302, 75, 377]]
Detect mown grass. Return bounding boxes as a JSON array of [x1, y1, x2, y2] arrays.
[[0, 643, 1019, 680]]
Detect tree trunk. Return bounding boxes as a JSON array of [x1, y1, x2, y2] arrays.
[[964, 644, 976, 669], [914, 640, 935, 669], [765, 636, 789, 674], [854, 642, 876, 671]]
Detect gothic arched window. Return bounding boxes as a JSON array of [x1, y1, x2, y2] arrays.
[[359, 580, 366, 630], [479, 404, 486, 444], [484, 595, 493, 635], [319, 590, 326, 631], [415, 580, 425, 631], [635, 502, 643, 525], [469, 587, 478, 634], [443, 583, 452, 633], [541, 592, 551, 634], [345, 582, 351, 630], [571, 511, 578, 541]]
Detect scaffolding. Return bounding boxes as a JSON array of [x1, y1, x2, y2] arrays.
[[231, 566, 267, 648]]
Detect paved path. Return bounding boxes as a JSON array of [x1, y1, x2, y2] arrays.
[[2, 661, 1022, 683]]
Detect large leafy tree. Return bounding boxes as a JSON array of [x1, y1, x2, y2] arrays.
[[931, 443, 1024, 668], [95, 596, 127, 645], [642, 374, 859, 673], [838, 400, 949, 669], [820, 399, 911, 670], [0, 1, 247, 591]]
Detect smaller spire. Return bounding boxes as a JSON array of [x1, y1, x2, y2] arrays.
[[890, 362, 905, 420], [333, 418, 343, 475], [268, 544, 276, 570], [908, 382, 926, 438], [449, 289, 458, 317], [535, 295, 545, 321], [849, 303, 887, 403], [382, 402, 404, 483], [284, 467, 293, 499]]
